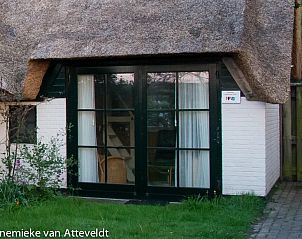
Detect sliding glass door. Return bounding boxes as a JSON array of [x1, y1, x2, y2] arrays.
[[69, 63, 220, 199], [147, 71, 210, 188], [77, 72, 135, 185]]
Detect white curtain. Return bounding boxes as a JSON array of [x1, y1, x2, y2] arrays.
[[78, 75, 98, 183], [178, 72, 210, 188]]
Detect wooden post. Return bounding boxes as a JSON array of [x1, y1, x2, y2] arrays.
[[283, 99, 293, 180], [293, 0, 302, 180]]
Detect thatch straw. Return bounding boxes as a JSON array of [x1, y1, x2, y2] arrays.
[[0, 0, 294, 103]]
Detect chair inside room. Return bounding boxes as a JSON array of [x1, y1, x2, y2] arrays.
[[98, 156, 127, 184]]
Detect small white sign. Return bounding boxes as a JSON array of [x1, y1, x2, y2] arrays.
[[221, 91, 241, 104]]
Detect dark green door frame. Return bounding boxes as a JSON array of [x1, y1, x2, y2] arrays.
[[66, 61, 221, 200]]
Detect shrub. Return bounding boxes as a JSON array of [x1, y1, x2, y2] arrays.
[[18, 138, 65, 189], [0, 134, 67, 208]]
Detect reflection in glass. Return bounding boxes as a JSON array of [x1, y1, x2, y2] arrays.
[[147, 73, 176, 110], [148, 128, 176, 148], [95, 75, 105, 109], [107, 73, 134, 109], [95, 112, 105, 146], [148, 149, 175, 187], [179, 72, 209, 109], [147, 111, 175, 128]]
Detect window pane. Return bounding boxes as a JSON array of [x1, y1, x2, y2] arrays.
[[179, 72, 209, 109], [148, 128, 176, 148], [78, 147, 98, 183], [99, 149, 135, 184], [107, 111, 135, 147], [78, 111, 98, 147], [107, 73, 134, 109], [78, 75, 95, 109], [147, 73, 176, 110], [179, 150, 210, 188], [95, 74, 105, 109], [95, 112, 105, 146], [148, 149, 175, 187], [179, 111, 209, 148], [77, 72, 135, 185], [147, 111, 175, 128], [9, 105, 37, 144]]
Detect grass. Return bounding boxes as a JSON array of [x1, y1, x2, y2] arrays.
[[0, 195, 264, 239]]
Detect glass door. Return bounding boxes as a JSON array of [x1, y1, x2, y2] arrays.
[[146, 70, 210, 189], [77, 72, 135, 185], [69, 63, 220, 199]]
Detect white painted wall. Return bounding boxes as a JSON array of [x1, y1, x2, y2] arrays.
[[222, 97, 280, 196], [0, 99, 67, 186], [222, 98, 266, 196], [0, 104, 8, 178], [0, 97, 281, 195], [265, 103, 280, 195], [37, 98, 67, 187]]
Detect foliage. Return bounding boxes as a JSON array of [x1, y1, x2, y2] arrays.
[[0, 134, 67, 208], [182, 193, 263, 211], [18, 138, 65, 188], [183, 194, 227, 211], [0, 179, 27, 210], [0, 102, 68, 208]]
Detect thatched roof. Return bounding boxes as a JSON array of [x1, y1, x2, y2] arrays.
[[0, 0, 294, 103]]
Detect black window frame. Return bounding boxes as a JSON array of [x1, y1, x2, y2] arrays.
[[146, 70, 211, 188], [65, 57, 222, 200], [77, 72, 136, 184]]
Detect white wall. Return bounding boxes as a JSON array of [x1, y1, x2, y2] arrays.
[[0, 99, 67, 186], [222, 97, 280, 196], [0, 104, 8, 178], [0, 97, 281, 195], [37, 98, 67, 187], [265, 103, 280, 195], [222, 98, 266, 196], [37, 98, 66, 142]]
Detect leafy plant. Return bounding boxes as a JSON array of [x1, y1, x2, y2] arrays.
[[0, 179, 27, 210], [0, 126, 68, 207], [19, 137, 65, 189]]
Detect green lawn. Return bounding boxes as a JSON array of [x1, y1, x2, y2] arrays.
[[0, 196, 264, 239]]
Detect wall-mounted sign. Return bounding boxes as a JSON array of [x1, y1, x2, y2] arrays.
[[221, 91, 241, 104]]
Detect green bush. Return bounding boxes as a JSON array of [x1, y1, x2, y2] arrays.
[[19, 138, 65, 189], [0, 134, 68, 208]]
